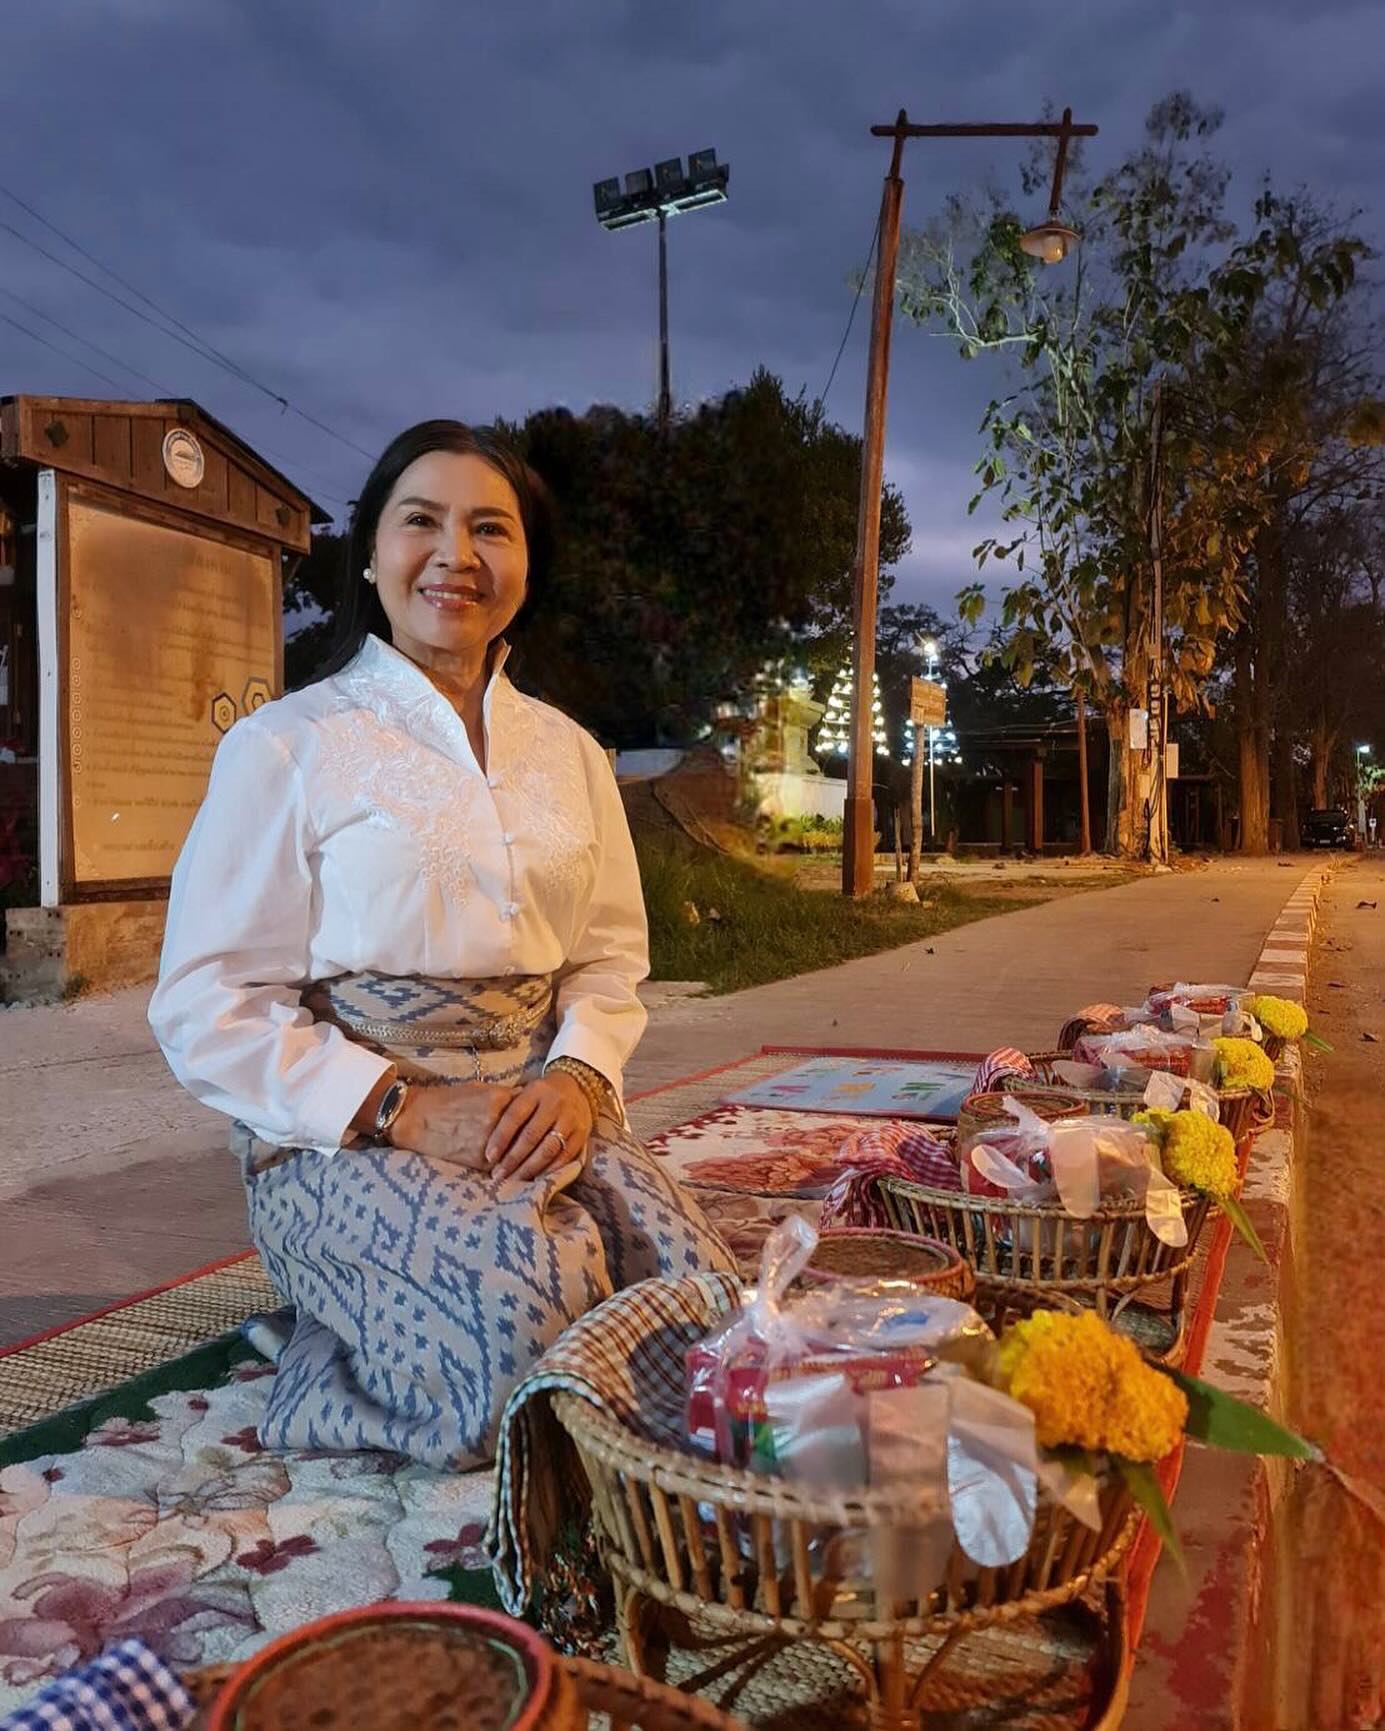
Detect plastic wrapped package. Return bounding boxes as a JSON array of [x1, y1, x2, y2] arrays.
[[684, 1217, 1041, 1571], [1073, 1022, 1205, 1077]]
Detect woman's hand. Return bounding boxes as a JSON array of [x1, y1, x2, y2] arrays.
[[386, 1081, 519, 1169], [485, 1071, 595, 1182]]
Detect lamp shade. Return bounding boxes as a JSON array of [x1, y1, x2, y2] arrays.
[[1019, 220, 1078, 265]]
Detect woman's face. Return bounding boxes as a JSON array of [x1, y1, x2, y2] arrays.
[[371, 450, 529, 667]]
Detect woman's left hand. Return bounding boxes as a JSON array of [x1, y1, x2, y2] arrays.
[[485, 1071, 595, 1182]]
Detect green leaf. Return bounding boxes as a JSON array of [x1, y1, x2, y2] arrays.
[[1303, 1032, 1335, 1054], [1117, 1457, 1185, 1577], [1163, 1368, 1320, 1460], [1219, 1193, 1268, 1265]]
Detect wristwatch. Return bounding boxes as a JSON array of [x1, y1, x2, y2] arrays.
[[373, 1077, 410, 1142]]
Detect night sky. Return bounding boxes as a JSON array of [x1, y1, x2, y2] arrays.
[[3, 1, 1380, 610]]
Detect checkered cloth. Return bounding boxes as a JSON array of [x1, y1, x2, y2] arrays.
[[1056, 1003, 1126, 1053], [488, 1269, 743, 1616], [818, 1121, 962, 1227], [0, 1641, 193, 1731], [970, 1046, 1036, 1094]]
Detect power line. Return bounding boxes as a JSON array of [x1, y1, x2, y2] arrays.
[[0, 308, 128, 392], [0, 284, 171, 395], [818, 213, 881, 413], [0, 193, 376, 461]]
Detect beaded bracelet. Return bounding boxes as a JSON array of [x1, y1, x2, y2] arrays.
[[545, 1055, 618, 1125]]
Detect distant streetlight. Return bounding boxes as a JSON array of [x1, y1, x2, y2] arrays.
[[593, 150, 730, 428], [841, 107, 1096, 897]]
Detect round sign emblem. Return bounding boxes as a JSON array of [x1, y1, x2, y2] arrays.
[[162, 428, 205, 489]]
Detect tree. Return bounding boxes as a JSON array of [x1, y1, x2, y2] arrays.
[[896, 96, 1258, 855], [508, 371, 911, 746], [1187, 194, 1382, 849]]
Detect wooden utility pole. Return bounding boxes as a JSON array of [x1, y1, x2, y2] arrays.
[[843, 116, 907, 897], [841, 107, 1097, 896]]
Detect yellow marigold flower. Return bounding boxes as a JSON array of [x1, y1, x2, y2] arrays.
[[1214, 1037, 1275, 1093], [994, 1309, 1188, 1462], [1160, 1111, 1238, 1200], [1249, 995, 1308, 1041]]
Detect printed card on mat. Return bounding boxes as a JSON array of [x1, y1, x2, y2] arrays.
[[726, 1057, 977, 1121]]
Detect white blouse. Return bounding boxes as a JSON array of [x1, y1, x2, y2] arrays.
[[148, 633, 649, 1156]]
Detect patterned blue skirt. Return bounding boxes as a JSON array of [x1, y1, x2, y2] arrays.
[[236, 972, 734, 1471]]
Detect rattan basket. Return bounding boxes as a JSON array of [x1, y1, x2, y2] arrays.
[[1022, 1051, 1272, 1144], [955, 1089, 1086, 1149], [189, 1643, 749, 1731], [877, 1168, 1214, 1348], [797, 1227, 974, 1301], [552, 1380, 1135, 1730]]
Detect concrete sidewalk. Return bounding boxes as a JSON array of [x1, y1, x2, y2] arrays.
[[0, 855, 1309, 1347]]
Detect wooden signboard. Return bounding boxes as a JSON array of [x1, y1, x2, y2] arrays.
[[909, 676, 946, 729], [39, 475, 281, 902]]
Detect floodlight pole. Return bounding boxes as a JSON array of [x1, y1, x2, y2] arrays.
[[841, 108, 1098, 897], [658, 210, 672, 429]]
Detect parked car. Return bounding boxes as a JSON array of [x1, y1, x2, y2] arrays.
[[1302, 807, 1354, 848]]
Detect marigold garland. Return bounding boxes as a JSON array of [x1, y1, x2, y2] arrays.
[[993, 1309, 1188, 1462], [1248, 994, 1309, 1042], [1214, 1036, 1275, 1093], [1135, 1107, 1238, 1200]]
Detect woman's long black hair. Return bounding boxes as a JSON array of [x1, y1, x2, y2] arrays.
[[299, 419, 557, 687]]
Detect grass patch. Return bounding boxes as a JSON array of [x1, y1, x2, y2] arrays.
[[637, 835, 1042, 994]]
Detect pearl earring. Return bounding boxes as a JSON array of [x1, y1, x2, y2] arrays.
[[363, 565, 377, 586]]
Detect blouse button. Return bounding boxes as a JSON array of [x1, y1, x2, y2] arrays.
[[502, 832, 516, 846], [487, 772, 504, 789]]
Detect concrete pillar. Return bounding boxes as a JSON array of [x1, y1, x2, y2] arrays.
[[1026, 755, 1045, 854], [1001, 782, 1013, 851]]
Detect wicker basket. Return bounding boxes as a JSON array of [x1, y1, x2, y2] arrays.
[[1023, 1051, 1271, 1144], [877, 1169, 1214, 1347], [553, 1379, 1135, 1730], [797, 1227, 974, 1301], [189, 1636, 749, 1731], [955, 1088, 1086, 1149]]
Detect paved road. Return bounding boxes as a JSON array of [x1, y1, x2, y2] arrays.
[[0, 854, 1314, 1347]]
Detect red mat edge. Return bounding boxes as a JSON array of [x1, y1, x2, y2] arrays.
[[0, 1249, 264, 1363]]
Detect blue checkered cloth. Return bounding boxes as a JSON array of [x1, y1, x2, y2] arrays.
[[0, 1641, 194, 1731]]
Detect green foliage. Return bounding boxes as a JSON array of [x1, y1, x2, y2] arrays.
[[507, 371, 911, 746], [636, 834, 1029, 993], [1164, 1368, 1319, 1460], [1116, 1456, 1185, 1576]]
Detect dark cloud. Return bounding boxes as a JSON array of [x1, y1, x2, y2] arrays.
[[1, 0, 1380, 605]]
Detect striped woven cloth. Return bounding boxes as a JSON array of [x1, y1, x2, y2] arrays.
[[818, 1121, 962, 1228], [0, 1641, 192, 1731], [488, 1270, 742, 1616], [1056, 1003, 1126, 1053], [970, 1046, 1036, 1094]]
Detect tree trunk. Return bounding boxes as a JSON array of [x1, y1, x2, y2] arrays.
[[1076, 688, 1093, 855], [1310, 720, 1338, 809], [908, 725, 924, 881], [1274, 728, 1301, 852], [1235, 627, 1270, 853], [1103, 702, 1138, 857]]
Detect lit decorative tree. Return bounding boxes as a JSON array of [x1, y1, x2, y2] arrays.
[[818, 667, 889, 758]]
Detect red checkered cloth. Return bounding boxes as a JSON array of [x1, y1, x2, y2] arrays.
[[970, 1046, 1036, 1095], [819, 1121, 962, 1228], [1056, 1003, 1126, 1053]]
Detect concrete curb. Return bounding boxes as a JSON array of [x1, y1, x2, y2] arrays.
[[1124, 859, 1335, 1731]]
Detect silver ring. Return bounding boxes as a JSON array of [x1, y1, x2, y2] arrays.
[[547, 1128, 568, 1152]]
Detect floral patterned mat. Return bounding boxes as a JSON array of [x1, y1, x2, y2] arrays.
[[646, 1104, 917, 1267], [0, 1085, 904, 1712], [0, 1338, 495, 1712]]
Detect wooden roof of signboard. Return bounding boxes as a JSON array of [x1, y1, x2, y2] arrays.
[[0, 395, 331, 554]]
